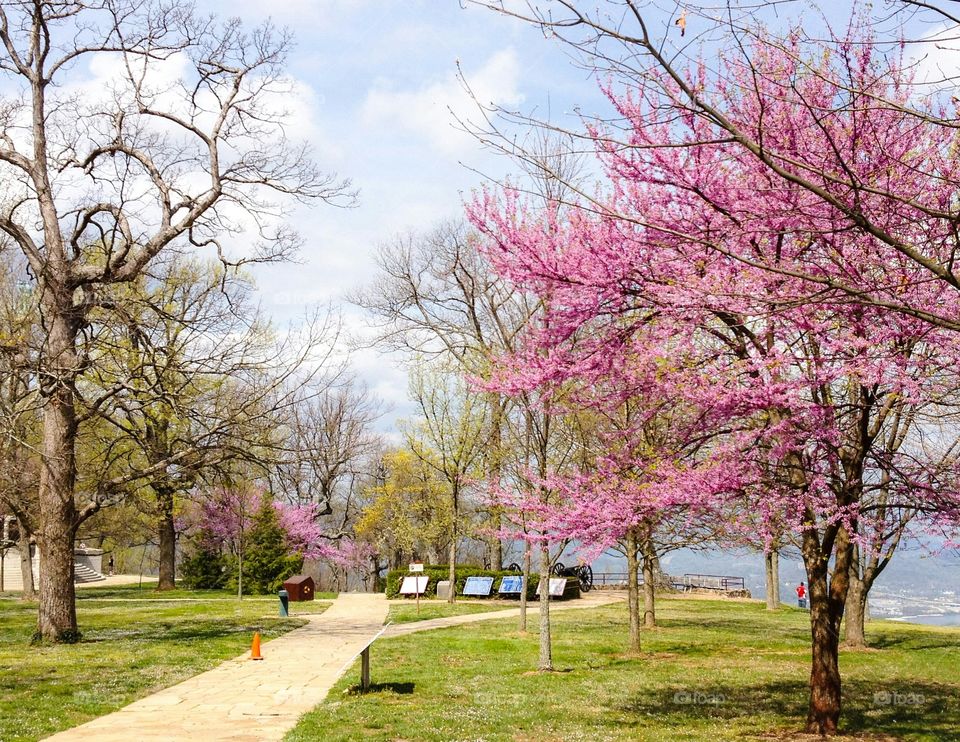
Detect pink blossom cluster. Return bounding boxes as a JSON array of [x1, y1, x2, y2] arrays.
[[466, 20, 960, 552], [186, 487, 370, 568]]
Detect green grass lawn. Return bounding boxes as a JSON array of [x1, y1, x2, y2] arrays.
[[387, 599, 516, 624], [0, 592, 331, 742], [288, 598, 960, 742], [73, 581, 336, 608]]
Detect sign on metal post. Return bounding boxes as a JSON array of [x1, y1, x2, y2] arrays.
[[399, 575, 428, 594], [400, 572, 428, 614], [409, 563, 424, 573]]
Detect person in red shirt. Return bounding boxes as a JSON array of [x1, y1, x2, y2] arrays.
[[796, 581, 807, 609]]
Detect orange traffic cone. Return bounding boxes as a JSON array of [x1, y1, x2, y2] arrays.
[[250, 632, 264, 661]]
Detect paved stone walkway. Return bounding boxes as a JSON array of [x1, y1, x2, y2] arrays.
[[45, 593, 389, 742], [75, 574, 147, 589]]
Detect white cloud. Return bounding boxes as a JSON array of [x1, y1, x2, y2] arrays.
[[360, 48, 524, 155], [908, 24, 960, 91]]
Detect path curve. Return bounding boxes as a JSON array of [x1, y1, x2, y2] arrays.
[[384, 590, 625, 637], [43, 591, 625, 741], [44, 593, 388, 742]]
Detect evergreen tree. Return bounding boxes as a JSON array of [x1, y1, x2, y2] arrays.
[[241, 498, 303, 594], [180, 537, 229, 590]]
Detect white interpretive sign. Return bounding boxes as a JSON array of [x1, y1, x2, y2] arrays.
[[399, 576, 429, 595], [536, 578, 568, 598]]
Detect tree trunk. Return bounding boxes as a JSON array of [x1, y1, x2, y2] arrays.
[[448, 485, 457, 604], [803, 526, 853, 735], [447, 531, 457, 605], [771, 549, 780, 607], [765, 549, 781, 610], [625, 528, 641, 654], [641, 534, 657, 629], [36, 318, 81, 641], [0, 522, 6, 593], [488, 396, 505, 571], [843, 571, 867, 648], [237, 545, 243, 600], [36, 529, 78, 642], [537, 543, 552, 671], [489, 509, 503, 569], [156, 486, 177, 591], [519, 541, 531, 633], [18, 523, 36, 600], [807, 584, 843, 735]]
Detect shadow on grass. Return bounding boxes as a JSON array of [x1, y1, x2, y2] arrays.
[[618, 678, 958, 739], [864, 631, 960, 652], [76, 586, 338, 602], [347, 682, 415, 695], [656, 611, 809, 635], [79, 619, 294, 644]]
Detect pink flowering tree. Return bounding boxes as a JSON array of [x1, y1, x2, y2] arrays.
[[467, 19, 960, 734], [185, 486, 369, 595]]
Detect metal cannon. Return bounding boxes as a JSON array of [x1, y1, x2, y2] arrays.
[[504, 560, 594, 593], [551, 561, 594, 592]]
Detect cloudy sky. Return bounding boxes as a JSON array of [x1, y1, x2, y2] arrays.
[[193, 1, 615, 420], [192, 1, 951, 426]]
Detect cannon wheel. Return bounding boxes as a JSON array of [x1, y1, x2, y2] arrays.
[[551, 561, 566, 577], [577, 565, 594, 592], [507, 562, 521, 573]]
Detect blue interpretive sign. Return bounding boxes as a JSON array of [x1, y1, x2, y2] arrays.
[[463, 576, 494, 596], [499, 576, 524, 594]]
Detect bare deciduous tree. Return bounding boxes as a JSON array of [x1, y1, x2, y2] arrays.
[[352, 220, 532, 568], [0, 1, 351, 640], [404, 363, 488, 604], [275, 379, 383, 516], [84, 256, 342, 590]]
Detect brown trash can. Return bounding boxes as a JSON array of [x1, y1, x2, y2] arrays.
[[282, 575, 315, 601]]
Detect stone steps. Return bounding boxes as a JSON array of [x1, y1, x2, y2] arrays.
[[74, 562, 106, 584], [0, 548, 106, 589], [0, 549, 39, 591]]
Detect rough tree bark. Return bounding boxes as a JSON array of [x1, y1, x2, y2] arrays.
[[155, 484, 177, 591], [843, 573, 867, 648], [36, 309, 81, 641], [765, 548, 781, 610], [641, 531, 657, 629], [802, 525, 854, 735], [844, 524, 904, 648], [18, 519, 36, 600]]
